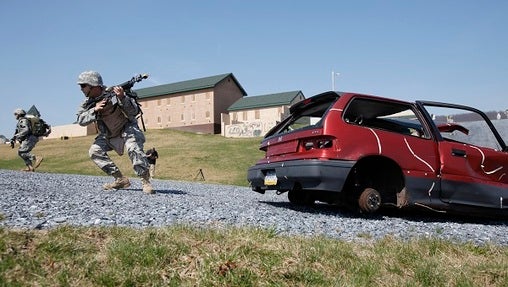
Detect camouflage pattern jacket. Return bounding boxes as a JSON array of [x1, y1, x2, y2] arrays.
[[76, 91, 141, 139], [13, 117, 32, 141]]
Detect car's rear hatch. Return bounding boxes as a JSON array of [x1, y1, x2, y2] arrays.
[[258, 92, 342, 163]]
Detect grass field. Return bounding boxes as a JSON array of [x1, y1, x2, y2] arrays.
[[0, 129, 264, 186], [1, 129, 507, 286], [1, 226, 507, 286]]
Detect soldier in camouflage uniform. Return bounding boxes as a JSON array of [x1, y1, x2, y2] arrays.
[[76, 71, 154, 194], [11, 108, 43, 172]]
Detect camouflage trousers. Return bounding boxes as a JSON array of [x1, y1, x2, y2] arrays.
[[18, 135, 39, 166], [89, 125, 149, 177]]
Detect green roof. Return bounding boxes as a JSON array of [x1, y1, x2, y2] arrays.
[[134, 73, 246, 98], [227, 91, 304, 111]]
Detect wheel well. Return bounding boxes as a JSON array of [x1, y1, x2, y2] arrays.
[[344, 156, 405, 205]]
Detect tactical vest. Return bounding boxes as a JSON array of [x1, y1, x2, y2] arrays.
[[99, 98, 128, 138]]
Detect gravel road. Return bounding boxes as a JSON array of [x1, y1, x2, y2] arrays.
[[1, 169, 507, 246]]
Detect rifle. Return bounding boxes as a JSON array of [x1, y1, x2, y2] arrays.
[[104, 73, 149, 131], [105, 73, 149, 92]]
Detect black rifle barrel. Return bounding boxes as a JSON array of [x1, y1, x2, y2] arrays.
[[106, 74, 149, 91]]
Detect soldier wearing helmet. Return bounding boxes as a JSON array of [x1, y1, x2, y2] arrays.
[[11, 108, 43, 172], [76, 70, 153, 194]]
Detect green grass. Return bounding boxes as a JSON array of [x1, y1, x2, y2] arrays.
[[1, 226, 507, 286], [1, 129, 507, 286], [0, 129, 264, 186]]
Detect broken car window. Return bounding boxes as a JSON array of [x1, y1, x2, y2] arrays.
[[343, 98, 428, 138]]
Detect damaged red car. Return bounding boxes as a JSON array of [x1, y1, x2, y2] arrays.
[[247, 91, 508, 217]]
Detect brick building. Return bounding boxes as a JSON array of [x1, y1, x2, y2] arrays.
[[135, 73, 246, 134]]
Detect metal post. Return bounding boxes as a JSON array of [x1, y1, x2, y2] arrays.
[[332, 70, 340, 91]]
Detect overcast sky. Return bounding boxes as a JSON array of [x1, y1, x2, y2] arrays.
[[1, 0, 507, 137]]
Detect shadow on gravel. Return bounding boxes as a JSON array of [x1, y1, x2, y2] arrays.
[[260, 200, 508, 226], [387, 208, 508, 226], [260, 201, 367, 219], [129, 188, 188, 195]]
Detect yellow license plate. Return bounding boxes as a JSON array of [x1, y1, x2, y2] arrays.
[[264, 171, 277, 185]]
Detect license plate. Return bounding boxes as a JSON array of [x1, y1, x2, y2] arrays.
[[264, 171, 278, 186]]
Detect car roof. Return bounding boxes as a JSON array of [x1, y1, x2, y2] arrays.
[[289, 91, 415, 115]]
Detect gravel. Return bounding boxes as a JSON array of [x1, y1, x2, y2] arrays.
[[1, 169, 507, 246]]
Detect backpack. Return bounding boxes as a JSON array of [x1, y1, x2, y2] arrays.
[[26, 115, 51, 137]]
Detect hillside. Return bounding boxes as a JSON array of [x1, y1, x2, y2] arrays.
[[2, 119, 507, 185], [0, 129, 264, 187]]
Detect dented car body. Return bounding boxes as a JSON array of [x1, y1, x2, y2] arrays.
[[247, 91, 508, 217]]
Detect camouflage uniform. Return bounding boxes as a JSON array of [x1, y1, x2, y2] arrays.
[[76, 70, 153, 193], [14, 117, 39, 167], [12, 109, 43, 171], [76, 94, 149, 177]]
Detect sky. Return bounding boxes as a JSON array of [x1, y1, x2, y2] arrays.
[[0, 0, 507, 137]]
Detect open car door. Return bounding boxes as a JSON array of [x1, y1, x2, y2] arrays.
[[419, 101, 508, 208]]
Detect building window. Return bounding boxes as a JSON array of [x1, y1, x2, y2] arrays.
[[242, 111, 247, 121], [206, 111, 210, 118], [181, 96, 185, 103], [157, 99, 161, 106], [157, 116, 161, 124], [255, 110, 260, 120], [167, 115, 171, 123], [181, 114, 184, 121], [166, 98, 171, 106]]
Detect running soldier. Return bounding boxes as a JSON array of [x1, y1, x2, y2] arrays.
[[11, 108, 43, 172], [76, 71, 154, 194]]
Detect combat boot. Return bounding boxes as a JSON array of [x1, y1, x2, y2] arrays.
[[103, 171, 131, 190], [33, 156, 44, 169], [21, 165, 34, 172], [141, 172, 154, 194]]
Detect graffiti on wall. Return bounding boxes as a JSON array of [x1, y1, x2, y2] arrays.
[[226, 121, 275, 138]]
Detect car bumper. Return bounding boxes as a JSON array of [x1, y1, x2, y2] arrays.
[[247, 159, 355, 193]]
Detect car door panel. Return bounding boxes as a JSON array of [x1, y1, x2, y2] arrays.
[[439, 141, 508, 207]]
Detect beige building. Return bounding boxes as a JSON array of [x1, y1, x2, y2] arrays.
[[25, 105, 97, 140], [222, 91, 305, 137], [135, 73, 246, 134], [46, 123, 97, 140]]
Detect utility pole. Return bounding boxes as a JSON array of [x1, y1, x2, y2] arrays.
[[332, 70, 340, 91]]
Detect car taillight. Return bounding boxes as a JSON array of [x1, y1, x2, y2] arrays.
[[301, 137, 334, 151]]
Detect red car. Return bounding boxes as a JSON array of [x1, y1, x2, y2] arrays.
[[247, 91, 508, 217]]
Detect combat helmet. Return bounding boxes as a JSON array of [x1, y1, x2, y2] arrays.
[[13, 108, 26, 116], [77, 71, 104, 87]]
